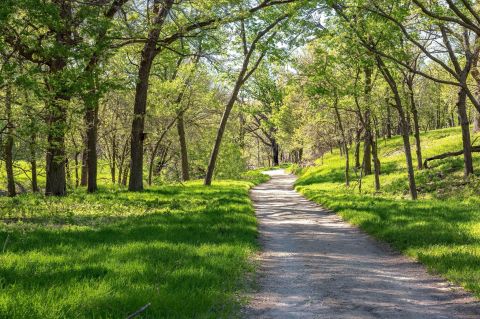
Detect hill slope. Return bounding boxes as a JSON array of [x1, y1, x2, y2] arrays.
[[293, 127, 480, 297]]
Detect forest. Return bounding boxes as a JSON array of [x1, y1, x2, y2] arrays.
[[2, 0, 480, 318]]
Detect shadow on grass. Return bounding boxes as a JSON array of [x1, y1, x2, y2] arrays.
[[299, 185, 480, 297], [0, 183, 257, 319]]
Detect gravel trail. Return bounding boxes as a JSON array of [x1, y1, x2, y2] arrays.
[[244, 170, 480, 319]]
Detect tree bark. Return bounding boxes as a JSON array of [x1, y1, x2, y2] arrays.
[[363, 67, 373, 175], [45, 95, 68, 196], [4, 85, 15, 197], [406, 78, 423, 169], [457, 86, 474, 176], [177, 111, 190, 181], [333, 98, 349, 186], [354, 126, 362, 168], [110, 134, 116, 184], [129, 0, 173, 191], [30, 131, 39, 192], [81, 147, 88, 186], [74, 151, 80, 188], [272, 140, 280, 167], [386, 100, 392, 138], [84, 98, 99, 193], [424, 145, 480, 168]]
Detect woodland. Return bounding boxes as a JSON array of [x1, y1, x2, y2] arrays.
[[2, 0, 480, 318]]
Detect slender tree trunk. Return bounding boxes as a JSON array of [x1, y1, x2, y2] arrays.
[[457, 87, 474, 176], [473, 112, 480, 133], [407, 80, 423, 169], [371, 134, 380, 191], [111, 135, 116, 184], [399, 112, 418, 199], [30, 132, 39, 192], [66, 158, 72, 188], [333, 97, 349, 186], [177, 111, 190, 181], [272, 140, 280, 167], [354, 126, 362, 169], [204, 15, 285, 185], [81, 147, 88, 186], [84, 99, 99, 193], [118, 139, 129, 186], [4, 85, 15, 197], [74, 151, 80, 188], [129, 0, 173, 191], [205, 90, 240, 185], [386, 101, 392, 138], [376, 56, 417, 199], [363, 113, 372, 175], [363, 67, 373, 175], [122, 161, 130, 186]]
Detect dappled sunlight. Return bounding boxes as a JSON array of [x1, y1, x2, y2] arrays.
[[0, 180, 261, 318], [245, 171, 480, 318]]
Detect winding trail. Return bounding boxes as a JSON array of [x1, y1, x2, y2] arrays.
[[244, 170, 480, 319]]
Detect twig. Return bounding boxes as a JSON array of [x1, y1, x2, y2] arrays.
[[126, 303, 151, 319]]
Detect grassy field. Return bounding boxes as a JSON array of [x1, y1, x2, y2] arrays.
[[0, 171, 268, 319], [292, 127, 480, 297]]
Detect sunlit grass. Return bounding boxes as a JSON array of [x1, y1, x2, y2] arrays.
[[0, 173, 268, 318]]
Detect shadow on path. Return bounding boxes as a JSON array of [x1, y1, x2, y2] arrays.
[[244, 169, 480, 319]]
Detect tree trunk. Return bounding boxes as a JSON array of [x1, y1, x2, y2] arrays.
[[177, 111, 190, 181], [129, 0, 173, 191], [4, 85, 16, 197], [386, 101, 392, 138], [205, 90, 240, 185], [363, 111, 372, 175], [363, 67, 373, 175], [74, 151, 80, 187], [122, 161, 130, 186], [457, 86, 474, 176], [81, 147, 88, 186], [407, 80, 423, 169], [30, 132, 39, 192], [371, 135, 380, 191], [473, 112, 480, 133], [204, 15, 284, 185], [400, 114, 417, 199], [111, 135, 116, 184], [85, 99, 99, 193], [354, 126, 362, 168], [45, 94, 68, 196], [272, 140, 280, 167], [375, 55, 417, 199], [333, 97, 349, 186]]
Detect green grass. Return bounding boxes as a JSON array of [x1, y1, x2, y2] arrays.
[[0, 171, 269, 319], [293, 126, 480, 297]]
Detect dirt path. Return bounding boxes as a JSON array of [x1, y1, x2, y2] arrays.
[[244, 170, 480, 318]]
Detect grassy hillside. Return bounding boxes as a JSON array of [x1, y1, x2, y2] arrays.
[[293, 127, 480, 297], [0, 171, 268, 319]]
